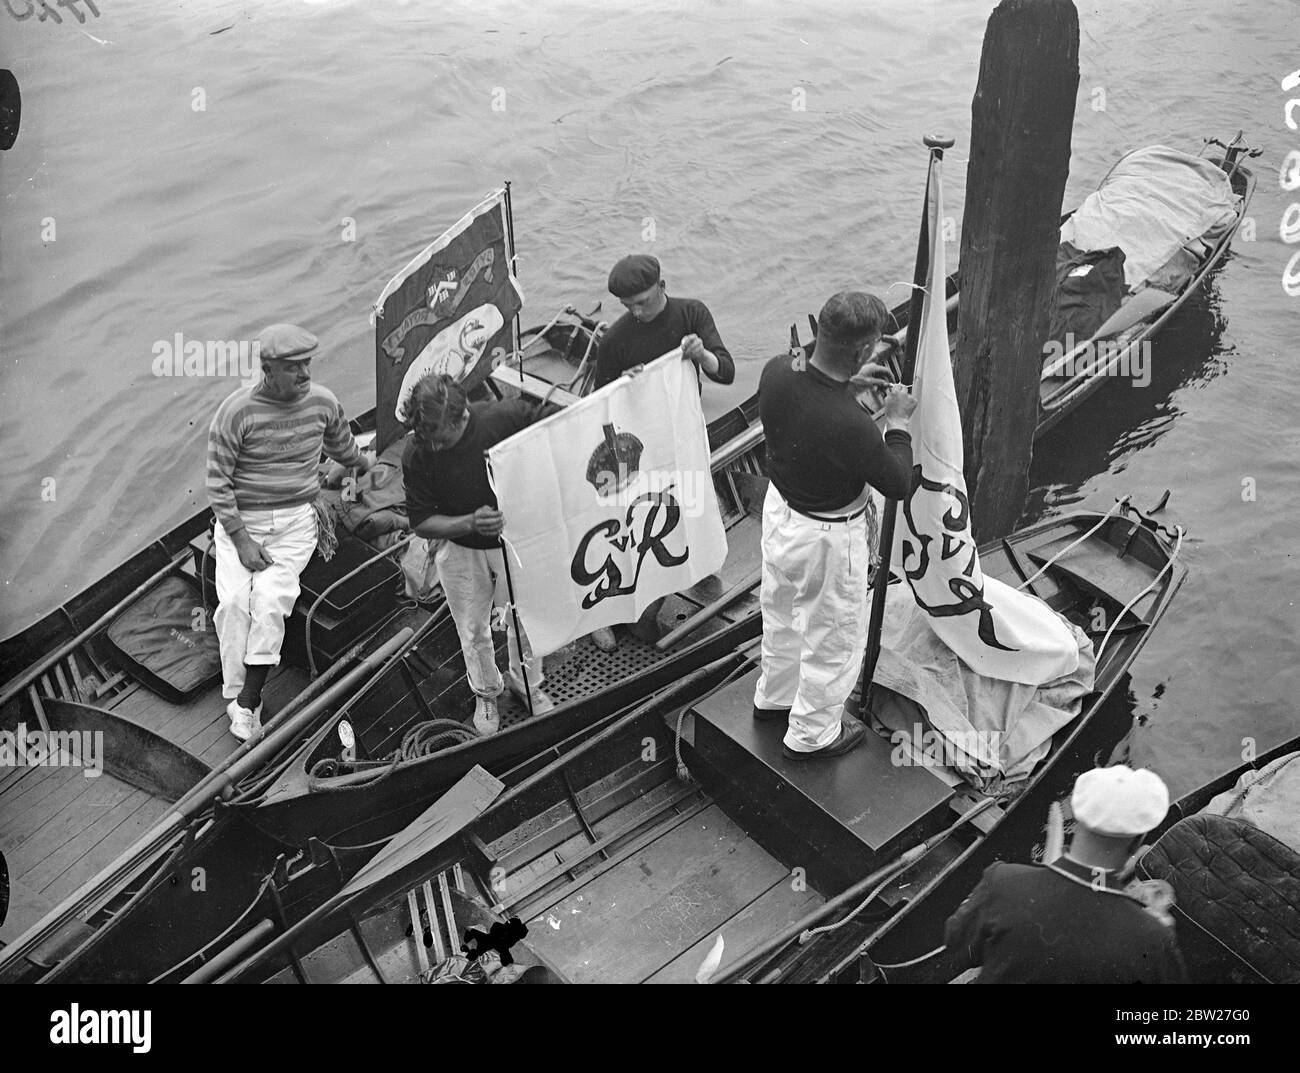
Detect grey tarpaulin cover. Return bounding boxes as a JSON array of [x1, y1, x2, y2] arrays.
[[1202, 750, 1300, 855], [1060, 145, 1238, 290], [870, 582, 1096, 789]]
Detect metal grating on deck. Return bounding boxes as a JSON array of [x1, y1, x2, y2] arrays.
[[494, 633, 670, 730]]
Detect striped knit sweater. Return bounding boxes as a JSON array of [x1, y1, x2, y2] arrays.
[[206, 381, 362, 535]]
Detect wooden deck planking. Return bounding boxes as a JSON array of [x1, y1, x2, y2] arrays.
[[2, 770, 142, 879], [0, 762, 67, 822], [0, 761, 48, 796], [526, 803, 789, 983], [644, 878, 824, 983], [0, 763, 109, 852], [496, 777, 690, 911], [22, 786, 155, 896], [36, 796, 174, 906]]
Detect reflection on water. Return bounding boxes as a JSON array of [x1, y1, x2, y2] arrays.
[[1024, 283, 1227, 524]]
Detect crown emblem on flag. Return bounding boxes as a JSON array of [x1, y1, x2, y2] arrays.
[[586, 423, 643, 497]]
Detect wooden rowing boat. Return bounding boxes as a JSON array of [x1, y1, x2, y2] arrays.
[[861, 134, 1256, 439], [0, 311, 606, 979], [0, 328, 771, 983], [210, 500, 1185, 984]]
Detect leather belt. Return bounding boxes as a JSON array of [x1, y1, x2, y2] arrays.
[[790, 502, 868, 524]]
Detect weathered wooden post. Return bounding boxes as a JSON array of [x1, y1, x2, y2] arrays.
[[954, 0, 1079, 541]]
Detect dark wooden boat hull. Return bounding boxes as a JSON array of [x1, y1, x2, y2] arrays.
[[211, 504, 1185, 985], [13, 378, 764, 984]]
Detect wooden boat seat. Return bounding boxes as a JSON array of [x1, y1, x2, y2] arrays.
[[1028, 542, 1159, 625]]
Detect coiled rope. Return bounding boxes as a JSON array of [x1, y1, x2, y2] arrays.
[[307, 718, 475, 791]]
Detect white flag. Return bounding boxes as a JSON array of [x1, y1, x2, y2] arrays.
[[894, 154, 1079, 685], [488, 352, 728, 656]]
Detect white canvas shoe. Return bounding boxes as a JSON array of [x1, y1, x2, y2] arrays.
[[473, 695, 500, 736], [227, 699, 263, 742], [507, 670, 555, 714]]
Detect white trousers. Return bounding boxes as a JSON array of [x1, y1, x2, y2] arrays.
[[753, 484, 871, 751], [214, 504, 318, 700], [435, 541, 543, 699]]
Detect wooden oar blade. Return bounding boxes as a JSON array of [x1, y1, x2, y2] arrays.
[[339, 765, 504, 899]]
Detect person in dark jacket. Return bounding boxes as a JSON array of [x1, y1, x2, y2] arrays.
[[944, 765, 1187, 984]]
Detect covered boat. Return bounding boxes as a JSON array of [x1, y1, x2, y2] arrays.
[[859, 133, 1257, 437]]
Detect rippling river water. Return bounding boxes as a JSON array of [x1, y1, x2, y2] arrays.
[[1, 0, 1296, 795]]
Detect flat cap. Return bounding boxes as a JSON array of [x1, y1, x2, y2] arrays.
[[817, 291, 888, 344], [1071, 765, 1169, 838], [255, 323, 319, 362], [608, 254, 661, 299]]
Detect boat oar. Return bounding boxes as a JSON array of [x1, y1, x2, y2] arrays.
[[654, 568, 761, 651], [212, 765, 505, 983], [209, 651, 750, 983], [0, 628, 414, 975]]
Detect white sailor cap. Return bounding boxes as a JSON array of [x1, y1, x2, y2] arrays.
[[1071, 765, 1169, 837]]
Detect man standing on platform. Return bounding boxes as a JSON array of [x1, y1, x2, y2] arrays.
[[753, 291, 914, 760], [589, 254, 735, 651], [944, 765, 1186, 984], [402, 372, 554, 736], [207, 323, 373, 741]]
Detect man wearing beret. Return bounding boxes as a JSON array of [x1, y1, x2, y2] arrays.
[[753, 291, 914, 760], [207, 323, 373, 740], [585, 255, 735, 651], [943, 765, 1187, 984], [593, 254, 735, 392]]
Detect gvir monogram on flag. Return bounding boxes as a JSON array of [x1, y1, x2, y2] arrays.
[[489, 351, 728, 655]]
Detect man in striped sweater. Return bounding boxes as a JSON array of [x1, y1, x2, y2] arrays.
[[206, 323, 373, 740]]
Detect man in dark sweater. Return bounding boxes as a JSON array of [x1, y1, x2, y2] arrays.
[[592, 254, 734, 391], [402, 373, 554, 735], [588, 254, 734, 652], [753, 292, 914, 759], [944, 765, 1187, 984]]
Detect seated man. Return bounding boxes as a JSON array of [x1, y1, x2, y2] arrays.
[[401, 372, 553, 735], [589, 254, 734, 650], [207, 323, 373, 740], [944, 765, 1186, 984]]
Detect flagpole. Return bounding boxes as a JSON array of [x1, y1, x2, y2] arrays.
[[855, 134, 954, 716], [496, 535, 536, 720], [503, 179, 523, 371]]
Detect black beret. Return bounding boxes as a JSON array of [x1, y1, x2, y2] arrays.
[[608, 254, 661, 298]]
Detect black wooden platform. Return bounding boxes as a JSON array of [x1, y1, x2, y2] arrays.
[[680, 669, 956, 894]]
